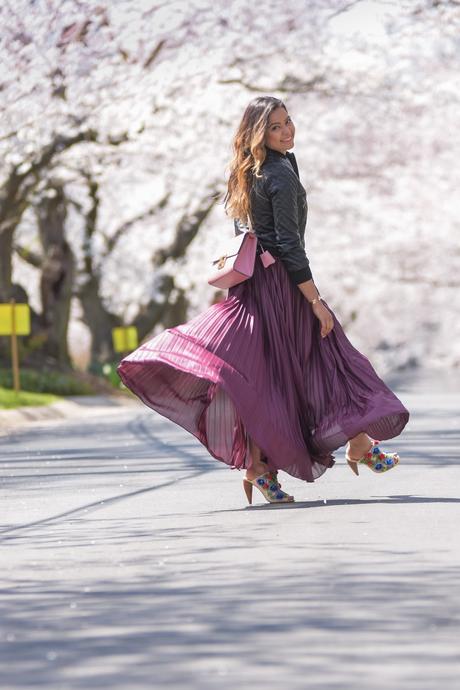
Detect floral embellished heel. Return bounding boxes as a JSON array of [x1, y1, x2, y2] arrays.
[[346, 439, 400, 476], [243, 471, 294, 504]]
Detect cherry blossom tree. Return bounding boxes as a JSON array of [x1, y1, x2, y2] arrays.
[[1, 0, 459, 373]]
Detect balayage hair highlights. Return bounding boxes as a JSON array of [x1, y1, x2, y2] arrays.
[[224, 96, 287, 224]]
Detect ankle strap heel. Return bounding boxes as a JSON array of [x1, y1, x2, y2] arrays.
[[346, 440, 400, 475], [243, 471, 294, 504]]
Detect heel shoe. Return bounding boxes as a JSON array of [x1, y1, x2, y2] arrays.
[[243, 471, 294, 505], [346, 439, 400, 476]]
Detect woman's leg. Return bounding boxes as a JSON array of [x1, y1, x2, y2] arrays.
[[248, 432, 374, 475], [346, 432, 373, 460], [243, 435, 295, 503], [245, 435, 270, 480]]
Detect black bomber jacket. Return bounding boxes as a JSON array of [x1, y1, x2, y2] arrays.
[[233, 147, 312, 284]]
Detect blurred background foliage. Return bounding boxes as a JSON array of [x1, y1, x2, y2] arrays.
[[0, 0, 459, 396]]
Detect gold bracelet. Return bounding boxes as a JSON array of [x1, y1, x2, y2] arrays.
[[309, 296, 321, 305]]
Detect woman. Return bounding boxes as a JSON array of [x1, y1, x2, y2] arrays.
[[118, 95, 409, 505]]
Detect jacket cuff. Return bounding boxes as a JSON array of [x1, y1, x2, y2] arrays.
[[289, 265, 313, 284]]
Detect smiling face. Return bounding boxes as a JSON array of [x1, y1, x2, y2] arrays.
[[264, 105, 295, 154]]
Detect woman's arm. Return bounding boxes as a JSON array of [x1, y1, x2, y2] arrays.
[[297, 279, 334, 338], [266, 167, 334, 338], [296, 278, 319, 303]]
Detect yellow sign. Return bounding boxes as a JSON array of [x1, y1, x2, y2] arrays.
[[0, 303, 31, 336], [112, 326, 138, 353]]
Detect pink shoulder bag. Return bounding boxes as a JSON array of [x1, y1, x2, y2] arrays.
[[207, 217, 275, 289]]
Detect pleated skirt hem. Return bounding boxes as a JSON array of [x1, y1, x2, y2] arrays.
[[118, 258, 409, 482]]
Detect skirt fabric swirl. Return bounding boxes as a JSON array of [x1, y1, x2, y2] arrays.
[[118, 257, 409, 481]]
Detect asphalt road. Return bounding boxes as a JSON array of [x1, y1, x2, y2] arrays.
[[1, 370, 459, 690]]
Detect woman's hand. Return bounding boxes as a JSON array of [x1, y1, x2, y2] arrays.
[[311, 300, 334, 338]]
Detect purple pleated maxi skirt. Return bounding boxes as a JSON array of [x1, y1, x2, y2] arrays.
[[118, 257, 409, 481]]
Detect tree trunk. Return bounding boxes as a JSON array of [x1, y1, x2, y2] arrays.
[[76, 175, 220, 366], [79, 274, 120, 365], [0, 130, 97, 303], [0, 226, 15, 302], [36, 185, 74, 368]]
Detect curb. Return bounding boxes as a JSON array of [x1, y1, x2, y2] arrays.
[[0, 394, 141, 435]]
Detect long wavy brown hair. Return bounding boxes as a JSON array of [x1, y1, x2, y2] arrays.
[[224, 96, 287, 225]]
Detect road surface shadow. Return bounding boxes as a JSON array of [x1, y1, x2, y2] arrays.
[[203, 493, 460, 513], [0, 560, 459, 689]]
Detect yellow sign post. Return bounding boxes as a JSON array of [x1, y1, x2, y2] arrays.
[[0, 301, 31, 394], [112, 326, 138, 353]]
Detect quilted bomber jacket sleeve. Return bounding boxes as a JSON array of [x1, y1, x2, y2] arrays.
[[263, 160, 312, 284]]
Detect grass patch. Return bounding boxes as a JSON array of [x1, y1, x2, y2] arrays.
[[0, 386, 60, 409], [0, 368, 94, 396]]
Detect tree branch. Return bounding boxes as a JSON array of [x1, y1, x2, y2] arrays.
[[217, 74, 327, 94], [13, 243, 43, 268], [144, 39, 167, 69], [153, 186, 221, 266], [0, 129, 98, 235], [326, 0, 365, 20], [103, 192, 170, 255]]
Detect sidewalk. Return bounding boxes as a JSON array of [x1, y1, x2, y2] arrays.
[[0, 393, 141, 433]]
